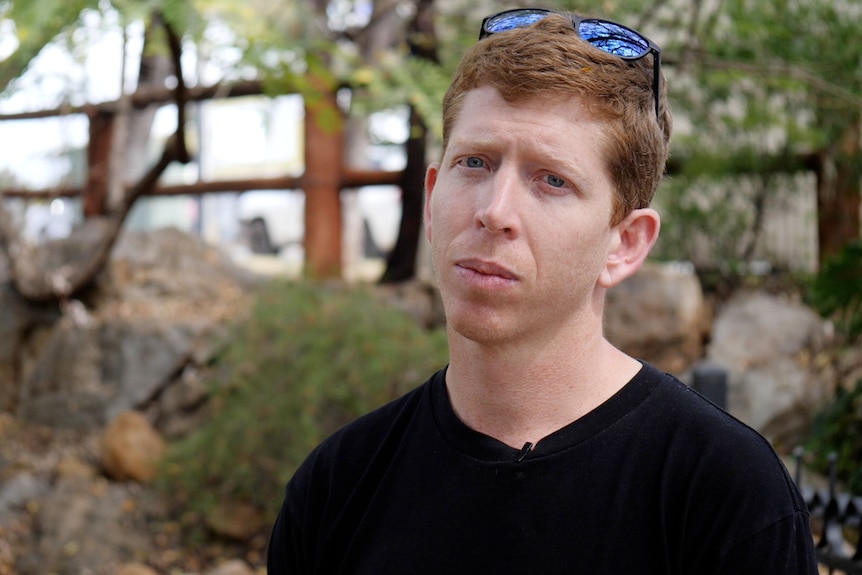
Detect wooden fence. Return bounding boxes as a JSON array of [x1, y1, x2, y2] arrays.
[[0, 80, 405, 278]]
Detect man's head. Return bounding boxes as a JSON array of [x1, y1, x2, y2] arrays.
[[441, 10, 671, 225]]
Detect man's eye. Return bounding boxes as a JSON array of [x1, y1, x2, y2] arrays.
[[464, 157, 485, 168], [546, 174, 566, 188]]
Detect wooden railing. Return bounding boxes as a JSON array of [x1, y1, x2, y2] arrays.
[[0, 80, 406, 278]]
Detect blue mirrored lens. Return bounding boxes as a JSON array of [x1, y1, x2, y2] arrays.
[[485, 10, 550, 34], [578, 20, 650, 58]]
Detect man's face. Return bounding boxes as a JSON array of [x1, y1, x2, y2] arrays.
[[424, 85, 624, 346]]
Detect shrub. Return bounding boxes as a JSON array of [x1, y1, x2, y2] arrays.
[[804, 240, 862, 496], [157, 279, 448, 530], [807, 239, 862, 342], [806, 377, 862, 495]]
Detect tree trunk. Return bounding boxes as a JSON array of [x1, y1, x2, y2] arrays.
[[816, 117, 861, 266], [381, 104, 427, 283], [380, 0, 438, 283]]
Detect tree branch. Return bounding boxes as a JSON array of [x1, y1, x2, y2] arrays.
[[1, 11, 190, 303], [682, 51, 862, 109]]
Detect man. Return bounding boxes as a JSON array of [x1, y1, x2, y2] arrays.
[[268, 8, 817, 574]]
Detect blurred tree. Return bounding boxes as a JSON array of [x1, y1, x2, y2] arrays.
[[0, 0, 96, 92], [0, 0, 457, 297], [663, 0, 861, 269], [0, 3, 191, 302], [379, 0, 438, 283]]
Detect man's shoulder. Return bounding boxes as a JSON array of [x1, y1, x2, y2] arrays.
[[639, 362, 774, 446], [637, 365, 814, 569], [637, 362, 806, 511]]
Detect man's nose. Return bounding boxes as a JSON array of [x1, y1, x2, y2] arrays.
[[475, 168, 522, 237]]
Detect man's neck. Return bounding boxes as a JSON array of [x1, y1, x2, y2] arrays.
[[444, 332, 641, 450]]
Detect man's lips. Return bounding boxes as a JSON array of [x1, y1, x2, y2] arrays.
[[454, 259, 519, 282]]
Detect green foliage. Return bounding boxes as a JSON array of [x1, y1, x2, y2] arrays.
[[653, 176, 753, 271], [1, 0, 98, 91], [806, 378, 862, 495], [349, 56, 451, 140], [807, 240, 862, 341], [156, 279, 448, 529], [652, 169, 809, 274], [688, 0, 862, 158], [806, 242, 862, 496], [670, 0, 861, 281]]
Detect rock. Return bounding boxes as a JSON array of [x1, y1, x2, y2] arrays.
[[16, 312, 106, 430], [118, 563, 161, 575], [99, 318, 200, 423], [16, 309, 222, 432], [0, 473, 50, 518], [204, 559, 256, 575], [101, 411, 166, 483], [11, 228, 254, 431], [56, 454, 98, 480], [17, 476, 154, 575], [0, 283, 60, 413], [605, 262, 709, 374], [148, 365, 210, 439], [206, 501, 267, 542], [706, 290, 834, 443]]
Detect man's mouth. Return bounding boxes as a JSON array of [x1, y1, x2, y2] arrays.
[[455, 259, 519, 282]]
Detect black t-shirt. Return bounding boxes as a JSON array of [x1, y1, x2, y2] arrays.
[[268, 362, 817, 574]]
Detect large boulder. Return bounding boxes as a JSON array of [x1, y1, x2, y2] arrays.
[[605, 262, 709, 374], [15, 475, 158, 575], [12, 228, 256, 431], [0, 283, 60, 413], [705, 290, 834, 446]]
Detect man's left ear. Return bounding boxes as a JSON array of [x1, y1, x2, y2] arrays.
[[598, 208, 661, 289]]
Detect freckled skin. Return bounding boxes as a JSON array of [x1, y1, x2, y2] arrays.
[[425, 85, 619, 347], [423, 85, 661, 444]]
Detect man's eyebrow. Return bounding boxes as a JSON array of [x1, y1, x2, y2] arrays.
[[446, 134, 500, 154]]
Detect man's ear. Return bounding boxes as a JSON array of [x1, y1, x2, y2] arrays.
[[423, 163, 440, 244], [598, 208, 661, 289]]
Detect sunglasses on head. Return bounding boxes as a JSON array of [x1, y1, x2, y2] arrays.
[[479, 8, 662, 120]]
